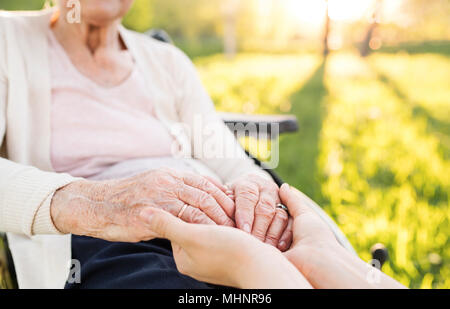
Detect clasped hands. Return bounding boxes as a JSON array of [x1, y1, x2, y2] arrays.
[[51, 168, 291, 250], [51, 168, 405, 289]]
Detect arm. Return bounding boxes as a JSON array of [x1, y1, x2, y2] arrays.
[[0, 161, 234, 239]]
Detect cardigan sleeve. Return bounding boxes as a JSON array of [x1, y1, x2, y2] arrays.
[[172, 49, 271, 183], [0, 21, 5, 149], [0, 25, 77, 237], [0, 157, 77, 236], [0, 72, 5, 151]]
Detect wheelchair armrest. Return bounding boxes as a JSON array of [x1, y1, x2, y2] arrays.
[[147, 29, 173, 44], [219, 112, 299, 137]]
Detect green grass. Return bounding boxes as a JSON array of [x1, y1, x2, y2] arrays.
[[377, 41, 450, 56], [196, 50, 450, 288], [0, 0, 45, 11]]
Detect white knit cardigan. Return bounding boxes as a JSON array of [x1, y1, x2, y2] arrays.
[[0, 9, 266, 288]]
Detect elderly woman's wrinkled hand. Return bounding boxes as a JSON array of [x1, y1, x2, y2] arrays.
[[50, 168, 235, 242], [228, 173, 293, 251]]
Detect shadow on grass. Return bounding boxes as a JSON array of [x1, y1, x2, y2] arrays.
[[375, 70, 450, 159], [275, 60, 327, 204], [375, 41, 450, 56]]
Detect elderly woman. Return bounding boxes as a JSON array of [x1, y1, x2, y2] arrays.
[[0, 0, 291, 288]]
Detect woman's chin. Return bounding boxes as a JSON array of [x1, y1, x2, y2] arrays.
[[78, 0, 134, 25]]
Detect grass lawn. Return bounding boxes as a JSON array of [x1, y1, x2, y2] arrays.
[[195, 50, 450, 288]]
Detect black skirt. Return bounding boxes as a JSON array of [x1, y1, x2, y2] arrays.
[[65, 235, 213, 289]]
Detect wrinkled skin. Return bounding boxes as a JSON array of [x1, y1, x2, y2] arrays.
[[51, 168, 235, 242], [51, 169, 292, 250]]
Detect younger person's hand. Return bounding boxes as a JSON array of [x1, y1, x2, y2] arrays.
[[140, 207, 311, 289], [279, 184, 405, 289]]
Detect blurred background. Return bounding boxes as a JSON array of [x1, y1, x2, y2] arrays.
[[0, 0, 449, 289]]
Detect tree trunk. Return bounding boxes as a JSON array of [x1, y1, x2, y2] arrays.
[[222, 0, 240, 59], [323, 1, 330, 58], [360, 0, 383, 57]]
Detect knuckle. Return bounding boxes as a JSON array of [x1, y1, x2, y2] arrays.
[[182, 207, 194, 222], [185, 207, 208, 224], [191, 209, 206, 224], [265, 234, 279, 244], [209, 207, 227, 223], [201, 178, 213, 190], [192, 176, 206, 187], [252, 229, 266, 240], [255, 203, 275, 219], [238, 182, 259, 195], [205, 181, 220, 196], [237, 187, 259, 205], [197, 193, 213, 208], [276, 208, 289, 221], [238, 195, 259, 208], [268, 181, 279, 191], [174, 185, 184, 198], [259, 194, 275, 207]]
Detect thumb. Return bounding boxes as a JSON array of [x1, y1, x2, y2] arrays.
[[279, 183, 311, 218], [139, 208, 189, 244]]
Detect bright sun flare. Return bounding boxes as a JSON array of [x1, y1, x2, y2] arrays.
[[285, 0, 378, 23]]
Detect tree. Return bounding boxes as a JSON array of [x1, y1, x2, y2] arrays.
[[323, 0, 330, 57], [359, 0, 383, 57], [221, 0, 240, 59]]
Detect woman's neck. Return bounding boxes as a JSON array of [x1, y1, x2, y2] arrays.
[[52, 17, 123, 54]]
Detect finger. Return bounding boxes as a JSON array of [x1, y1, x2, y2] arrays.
[[264, 208, 289, 247], [210, 177, 234, 200], [204, 175, 228, 194], [180, 205, 216, 225], [234, 182, 259, 233], [279, 183, 310, 218], [252, 191, 277, 241], [178, 185, 235, 227], [278, 216, 293, 252], [204, 175, 234, 201], [183, 174, 235, 218], [139, 207, 192, 245]]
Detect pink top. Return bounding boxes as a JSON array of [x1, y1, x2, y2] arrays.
[[48, 30, 175, 178]]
